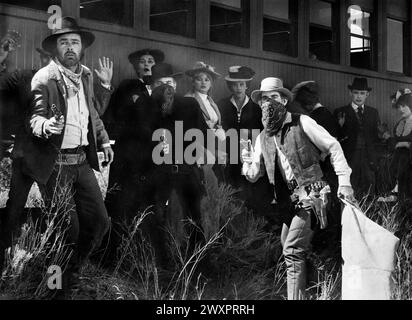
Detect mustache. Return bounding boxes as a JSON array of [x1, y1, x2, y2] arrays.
[[64, 52, 78, 58]]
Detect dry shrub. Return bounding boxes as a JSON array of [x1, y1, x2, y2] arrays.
[[0, 173, 73, 299]]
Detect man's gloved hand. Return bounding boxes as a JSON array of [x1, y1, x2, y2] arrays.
[[337, 185, 357, 205]]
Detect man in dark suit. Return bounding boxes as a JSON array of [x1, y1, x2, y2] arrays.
[[334, 77, 380, 197], [150, 63, 209, 268]]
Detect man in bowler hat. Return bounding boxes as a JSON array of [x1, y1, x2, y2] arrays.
[[334, 77, 380, 196]]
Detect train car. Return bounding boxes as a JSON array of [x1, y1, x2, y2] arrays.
[[1, 0, 411, 129]]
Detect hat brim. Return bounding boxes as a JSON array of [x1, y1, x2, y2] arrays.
[[128, 49, 165, 64], [153, 72, 184, 81], [225, 76, 254, 82], [251, 88, 293, 104], [42, 30, 95, 53], [291, 81, 316, 97], [348, 85, 372, 92], [185, 68, 221, 80]]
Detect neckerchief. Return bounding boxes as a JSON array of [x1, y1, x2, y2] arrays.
[[261, 99, 287, 137], [55, 58, 83, 98]]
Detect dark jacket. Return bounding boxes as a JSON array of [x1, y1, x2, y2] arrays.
[[311, 106, 338, 138], [24, 60, 111, 184], [218, 96, 262, 134], [103, 78, 150, 141], [217, 96, 263, 184], [0, 69, 36, 158], [334, 104, 379, 163], [156, 95, 208, 164]]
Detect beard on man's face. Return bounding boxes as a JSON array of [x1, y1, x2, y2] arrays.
[[58, 50, 81, 69]]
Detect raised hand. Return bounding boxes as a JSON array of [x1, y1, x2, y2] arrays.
[[94, 57, 113, 86], [0, 30, 21, 63]]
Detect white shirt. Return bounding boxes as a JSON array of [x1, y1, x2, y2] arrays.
[[245, 113, 352, 186], [61, 74, 89, 149], [230, 95, 250, 122], [351, 102, 364, 113], [198, 92, 219, 126]]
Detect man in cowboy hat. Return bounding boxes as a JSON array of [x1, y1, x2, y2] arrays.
[[103, 47, 165, 141], [22, 16, 114, 297], [334, 77, 380, 196], [242, 77, 355, 299]]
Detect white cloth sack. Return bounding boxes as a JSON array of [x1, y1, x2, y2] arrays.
[[341, 201, 400, 300]]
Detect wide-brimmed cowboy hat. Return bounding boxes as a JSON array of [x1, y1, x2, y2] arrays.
[[225, 66, 255, 82], [42, 16, 95, 53], [185, 61, 221, 80], [251, 77, 293, 104], [348, 77, 372, 91], [128, 48, 165, 65], [151, 63, 183, 82]]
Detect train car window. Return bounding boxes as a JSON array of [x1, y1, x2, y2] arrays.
[[262, 0, 298, 57], [80, 0, 133, 27], [210, 0, 250, 48], [0, 0, 61, 11], [309, 0, 339, 64], [387, 18, 408, 75], [348, 4, 375, 70], [386, 0, 410, 75], [150, 0, 196, 38]]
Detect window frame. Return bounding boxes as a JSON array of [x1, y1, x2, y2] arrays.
[[209, 0, 250, 48], [386, 3, 411, 76], [261, 0, 299, 57], [308, 0, 340, 64], [149, 0, 196, 39], [347, 4, 377, 71]]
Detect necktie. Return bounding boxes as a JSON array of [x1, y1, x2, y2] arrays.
[[357, 106, 364, 123]]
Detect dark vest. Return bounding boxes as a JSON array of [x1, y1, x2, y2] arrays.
[[260, 114, 323, 188]]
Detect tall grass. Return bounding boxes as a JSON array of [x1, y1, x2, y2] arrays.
[[1, 157, 412, 300]]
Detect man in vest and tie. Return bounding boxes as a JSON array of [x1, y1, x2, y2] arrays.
[[334, 77, 380, 197], [242, 77, 355, 300]]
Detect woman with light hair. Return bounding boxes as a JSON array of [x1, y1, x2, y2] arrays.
[[185, 61, 226, 185]]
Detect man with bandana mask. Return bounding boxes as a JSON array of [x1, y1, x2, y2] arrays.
[[242, 77, 355, 300]]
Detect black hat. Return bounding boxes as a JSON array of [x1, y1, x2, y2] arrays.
[[41, 16, 95, 53], [128, 48, 165, 65], [225, 66, 255, 82], [348, 77, 372, 91], [151, 63, 183, 82], [292, 81, 320, 106]]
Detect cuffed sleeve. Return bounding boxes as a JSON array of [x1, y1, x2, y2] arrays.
[[300, 115, 352, 187]]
